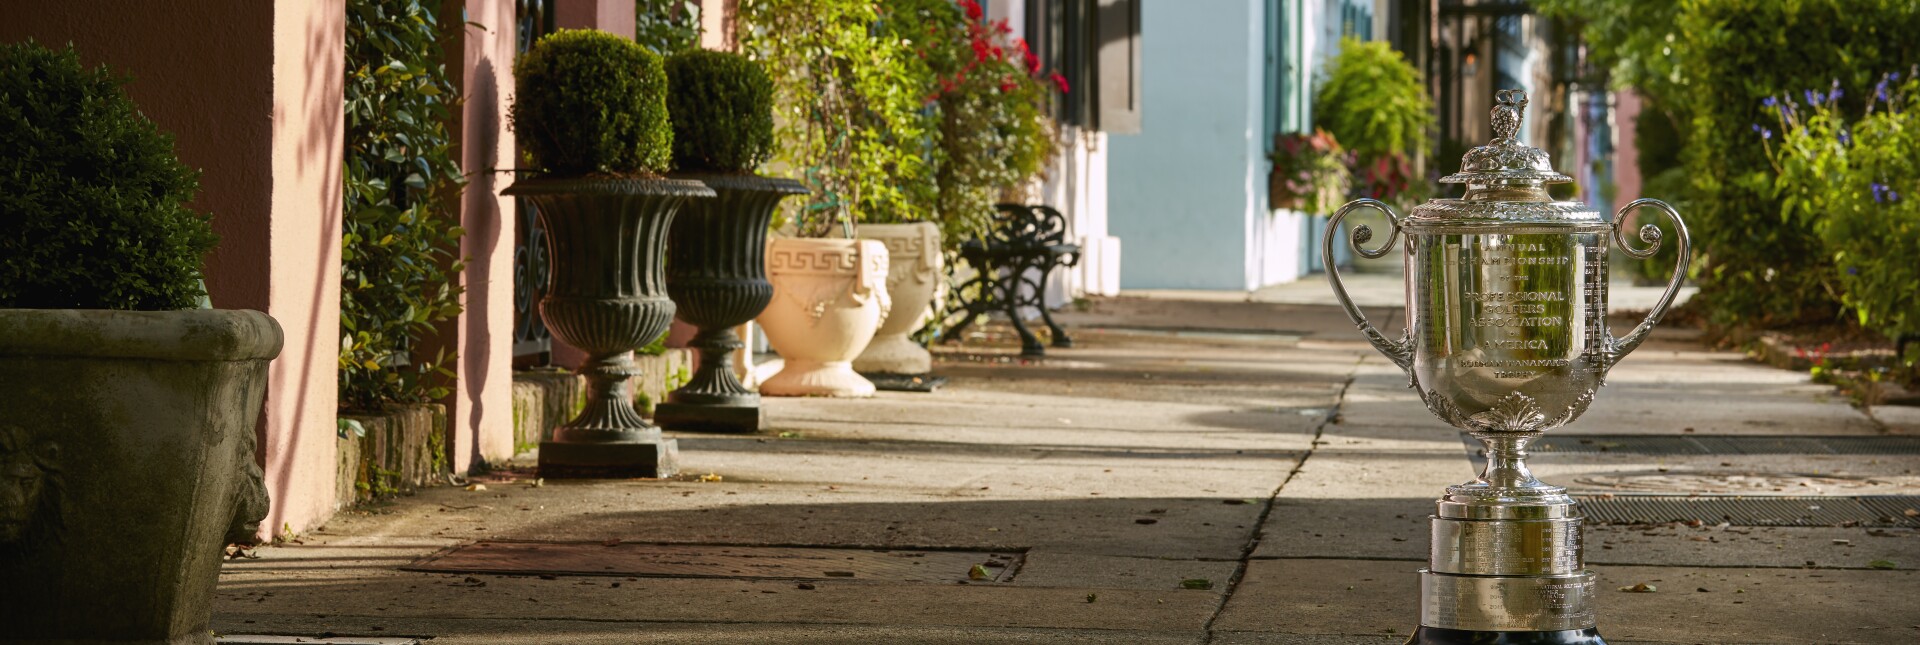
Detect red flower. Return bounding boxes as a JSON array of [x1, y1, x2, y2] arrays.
[[1050, 71, 1070, 93], [993, 19, 1013, 35], [1000, 76, 1017, 92], [960, 0, 983, 20], [972, 38, 991, 62], [991, 45, 1004, 61]]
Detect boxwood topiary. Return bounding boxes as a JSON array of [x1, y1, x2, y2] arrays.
[[0, 40, 217, 311], [665, 49, 775, 173], [511, 29, 672, 176]]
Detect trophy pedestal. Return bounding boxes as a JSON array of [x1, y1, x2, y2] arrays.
[[1407, 626, 1605, 644], [1407, 436, 1606, 644]]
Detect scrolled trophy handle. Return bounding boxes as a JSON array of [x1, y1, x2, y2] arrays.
[[1606, 198, 1691, 371], [1324, 199, 1415, 378]]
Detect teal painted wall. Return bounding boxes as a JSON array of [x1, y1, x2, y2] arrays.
[[1108, 0, 1265, 290]]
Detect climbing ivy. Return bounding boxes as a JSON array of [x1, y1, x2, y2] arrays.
[[341, 0, 467, 410]]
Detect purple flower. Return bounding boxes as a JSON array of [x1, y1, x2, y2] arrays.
[[1838, 129, 1851, 146], [1829, 79, 1843, 102], [1872, 182, 1889, 204], [1877, 79, 1890, 102], [1805, 89, 1821, 105], [1848, 266, 1860, 275], [1762, 96, 1778, 108], [1760, 127, 1773, 140]]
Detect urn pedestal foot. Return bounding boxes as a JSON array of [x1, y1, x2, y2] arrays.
[[538, 438, 679, 479], [1406, 626, 1605, 645], [652, 402, 762, 434]]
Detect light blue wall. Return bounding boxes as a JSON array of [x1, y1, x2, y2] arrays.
[[1108, 0, 1264, 290]]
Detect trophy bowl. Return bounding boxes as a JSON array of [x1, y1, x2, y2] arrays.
[[1325, 90, 1690, 643]]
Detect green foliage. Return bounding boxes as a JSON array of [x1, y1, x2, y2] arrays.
[[666, 50, 775, 173], [342, 0, 467, 410], [512, 29, 672, 176], [741, 0, 931, 236], [1769, 74, 1920, 347], [0, 41, 215, 311], [878, 0, 1057, 244], [1531, 0, 1685, 107], [635, 0, 702, 55], [1632, 100, 1691, 284], [1314, 37, 1432, 163], [1676, 0, 1920, 329]]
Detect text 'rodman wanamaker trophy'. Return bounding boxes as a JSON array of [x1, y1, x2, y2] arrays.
[[1325, 90, 1689, 644]]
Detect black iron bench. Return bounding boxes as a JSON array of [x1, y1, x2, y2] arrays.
[[940, 203, 1081, 356]]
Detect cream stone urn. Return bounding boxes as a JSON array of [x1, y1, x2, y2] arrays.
[[758, 238, 891, 397], [853, 222, 943, 375]]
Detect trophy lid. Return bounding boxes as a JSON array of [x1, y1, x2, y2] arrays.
[[1437, 89, 1572, 187]]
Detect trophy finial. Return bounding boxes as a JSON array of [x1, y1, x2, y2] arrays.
[[1491, 89, 1527, 145]]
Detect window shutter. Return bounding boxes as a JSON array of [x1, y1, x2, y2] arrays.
[[1093, 0, 1141, 134]]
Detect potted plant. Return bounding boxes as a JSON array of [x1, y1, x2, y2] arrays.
[[1268, 129, 1352, 214], [1313, 36, 1433, 207], [742, 0, 934, 397], [653, 50, 807, 431], [853, 0, 1058, 381], [504, 29, 714, 475], [0, 41, 281, 643]]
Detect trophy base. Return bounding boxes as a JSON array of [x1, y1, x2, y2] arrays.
[[1405, 626, 1605, 645]]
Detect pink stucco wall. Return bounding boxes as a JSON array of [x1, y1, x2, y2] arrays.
[[447, 0, 521, 470], [1, 0, 346, 539]]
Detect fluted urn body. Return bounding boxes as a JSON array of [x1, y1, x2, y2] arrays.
[[1326, 90, 1690, 643], [654, 174, 806, 432], [504, 176, 715, 477]]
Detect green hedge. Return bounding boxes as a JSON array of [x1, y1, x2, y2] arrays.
[[512, 29, 672, 176], [340, 0, 467, 410], [0, 41, 216, 311], [1678, 0, 1920, 329], [665, 49, 775, 173]]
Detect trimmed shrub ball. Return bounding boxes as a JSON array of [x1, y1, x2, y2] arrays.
[[0, 41, 216, 311], [666, 49, 776, 173], [511, 29, 672, 175]]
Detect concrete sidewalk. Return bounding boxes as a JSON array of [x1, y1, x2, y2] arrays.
[[214, 294, 1919, 644]]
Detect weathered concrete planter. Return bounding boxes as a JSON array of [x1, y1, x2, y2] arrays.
[[758, 238, 890, 397], [853, 222, 943, 376], [0, 308, 281, 645]]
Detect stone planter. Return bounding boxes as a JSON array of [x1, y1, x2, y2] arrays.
[[758, 238, 891, 397], [0, 308, 281, 645], [655, 174, 808, 432], [503, 176, 715, 478], [853, 222, 943, 376]]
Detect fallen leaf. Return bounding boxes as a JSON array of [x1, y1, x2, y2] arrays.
[[969, 564, 990, 580], [699, 473, 723, 483], [1085, 593, 1097, 603], [1180, 578, 1213, 590], [464, 484, 487, 492], [1869, 560, 1897, 570], [1619, 583, 1657, 593]]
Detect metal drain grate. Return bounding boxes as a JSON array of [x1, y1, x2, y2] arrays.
[[404, 541, 1023, 583], [1517, 434, 1920, 455], [1575, 495, 1920, 527]]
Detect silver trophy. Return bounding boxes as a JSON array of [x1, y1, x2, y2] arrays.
[[1325, 90, 1689, 644]]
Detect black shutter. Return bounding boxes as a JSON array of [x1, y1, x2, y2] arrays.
[[1092, 0, 1141, 133]]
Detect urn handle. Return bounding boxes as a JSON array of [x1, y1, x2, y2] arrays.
[[1607, 198, 1691, 370], [1325, 199, 1415, 377]]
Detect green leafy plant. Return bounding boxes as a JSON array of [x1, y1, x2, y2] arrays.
[[665, 49, 775, 173], [1314, 37, 1432, 173], [1767, 73, 1920, 362], [1268, 130, 1352, 214], [511, 29, 672, 176], [741, 0, 931, 237], [341, 0, 468, 410], [879, 0, 1059, 244], [1675, 0, 1920, 331], [0, 41, 216, 311], [635, 0, 702, 55]]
